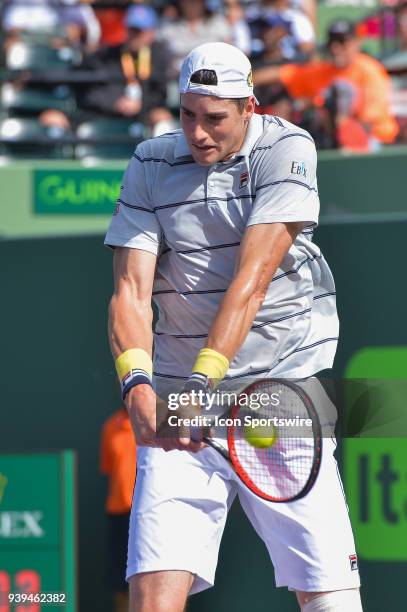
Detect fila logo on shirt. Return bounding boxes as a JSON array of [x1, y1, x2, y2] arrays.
[[349, 554, 358, 571], [291, 161, 307, 178], [239, 172, 249, 188]]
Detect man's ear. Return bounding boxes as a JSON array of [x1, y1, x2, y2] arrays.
[[245, 96, 256, 119]]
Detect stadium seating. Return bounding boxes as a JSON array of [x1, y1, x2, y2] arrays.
[[5, 42, 80, 71], [1, 83, 76, 116], [75, 118, 145, 160], [0, 117, 73, 159]]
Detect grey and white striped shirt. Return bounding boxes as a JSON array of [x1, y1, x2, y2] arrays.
[[105, 113, 339, 382]]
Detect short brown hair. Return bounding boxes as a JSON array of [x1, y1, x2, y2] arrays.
[[189, 69, 250, 113], [233, 97, 250, 113]]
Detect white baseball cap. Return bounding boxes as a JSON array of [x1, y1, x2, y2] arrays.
[[179, 42, 257, 102]]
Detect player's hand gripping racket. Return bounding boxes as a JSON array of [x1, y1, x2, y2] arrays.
[[196, 379, 322, 503]]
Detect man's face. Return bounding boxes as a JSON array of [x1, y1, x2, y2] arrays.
[[180, 93, 255, 166], [127, 28, 154, 52], [328, 38, 359, 69], [261, 24, 290, 50], [178, 0, 205, 20]]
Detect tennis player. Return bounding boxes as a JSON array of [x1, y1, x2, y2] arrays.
[[105, 42, 362, 612]]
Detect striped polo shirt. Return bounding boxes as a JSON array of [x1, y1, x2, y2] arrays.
[[105, 113, 339, 382]]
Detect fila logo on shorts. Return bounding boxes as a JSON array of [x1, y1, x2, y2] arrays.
[[349, 553, 358, 571], [291, 161, 307, 178], [240, 172, 249, 188]]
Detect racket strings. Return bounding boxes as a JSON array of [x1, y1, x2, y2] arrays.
[[228, 382, 320, 501]]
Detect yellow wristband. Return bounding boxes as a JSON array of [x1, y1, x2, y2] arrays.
[[192, 348, 229, 383], [115, 348, 153, 381]]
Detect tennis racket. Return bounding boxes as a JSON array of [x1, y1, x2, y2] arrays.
[[196, 379, 322, 503]]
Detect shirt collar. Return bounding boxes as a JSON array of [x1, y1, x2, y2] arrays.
[[174, 131, 190, 158], [238, 112, 264, 157], [173, 113, 264, 160]]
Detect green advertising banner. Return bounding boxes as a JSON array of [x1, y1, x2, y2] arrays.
[[344, 346, 407, 562], [33, 169, 122, 215], [345, 438, 407, 561], [0, 452, 76, 611]]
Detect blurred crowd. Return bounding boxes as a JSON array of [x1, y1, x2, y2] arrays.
[[1, 0, 407, 158]]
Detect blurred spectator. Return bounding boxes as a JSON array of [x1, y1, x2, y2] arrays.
[[251, 15, 294, 120], [2, 0, 100, 51], [59, 1, 101, 52], [254, 20, 399, 150], [100, 406, 136, 612], [2, 0, 59, 32], [224, 0, 252, 55], [92, 1, 128, 48], [39, 109, 71, 132], [252, 13, 295, 64], [383, 2, 407, 144], [249, 0, 315, 60], [294, 0, 317, 30], [158, 0, 232, 79], [397, 1, 407, 50], [77, 4, 174, 132]]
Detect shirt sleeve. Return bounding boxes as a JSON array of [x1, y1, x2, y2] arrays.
[[247, 132, 319, 228], [104, 146, 162, 254]]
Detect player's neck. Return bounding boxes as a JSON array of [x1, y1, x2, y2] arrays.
[[221, 120, 250, 162]]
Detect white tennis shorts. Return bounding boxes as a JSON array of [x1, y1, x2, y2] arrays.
[[126, 381, 361, 594]]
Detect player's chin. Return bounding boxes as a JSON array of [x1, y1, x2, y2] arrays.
[[191, 147, 219, 166]]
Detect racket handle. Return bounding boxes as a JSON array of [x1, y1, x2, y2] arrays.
[[202, 436, 230, 461], [190, 423, 230, 462]]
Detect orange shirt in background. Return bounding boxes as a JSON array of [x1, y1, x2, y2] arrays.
[[279, 53, 398, 143], [95, 9, 127, 47], [100, 408, 136, 514]]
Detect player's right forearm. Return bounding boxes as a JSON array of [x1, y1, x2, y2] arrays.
[[108, 292, 154, 360]]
